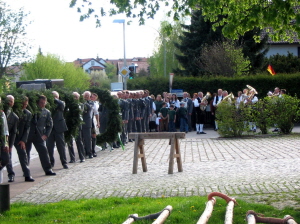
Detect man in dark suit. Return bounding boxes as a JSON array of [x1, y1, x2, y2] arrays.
[[13, 96, 35, 182], [143, 90, 152, 132], [126, 91, 135, 142], [117, 91, 129, 145], [26, 95, 56, 176], [183, 92, 193, 132], [5, 95, 19, 182], [82, 91, 93, 158], [134, 92, 142, 132], [47, 91, 68, 169]]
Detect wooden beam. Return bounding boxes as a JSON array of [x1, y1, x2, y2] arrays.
[[129, 132, 185, 139]]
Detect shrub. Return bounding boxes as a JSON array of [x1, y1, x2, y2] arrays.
[[266, 95, 300, 134], [251, 97, 275, 134], [216, 100, 250, 137], [264, 52, 300, 73]]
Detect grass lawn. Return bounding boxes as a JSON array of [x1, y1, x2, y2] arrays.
[[0, 196, 299, 223]]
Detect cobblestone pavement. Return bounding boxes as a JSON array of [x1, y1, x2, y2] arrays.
[[11, 134, 300, 208]]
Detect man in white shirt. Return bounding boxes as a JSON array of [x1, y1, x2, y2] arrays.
[[90, 93, 100, 157], [212, 89, 223, 130]]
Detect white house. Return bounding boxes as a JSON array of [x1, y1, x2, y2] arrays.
[[73, 57, 108, 79], [263, 29, 300, 57]]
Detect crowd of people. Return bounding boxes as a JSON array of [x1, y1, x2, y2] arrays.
[[0, 87, 287, 184]]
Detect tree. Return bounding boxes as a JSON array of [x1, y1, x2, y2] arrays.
[[22, 53, 91, 90], [174, 10, 224, 76], [70, 0, 300, 41], [195, 41, 251, 77], [148, 21, 183, 78], [237, 28, 269, 73], [174, 9, 268, 76], [0, 2, 30, 79], [105, 62, 117, 80]]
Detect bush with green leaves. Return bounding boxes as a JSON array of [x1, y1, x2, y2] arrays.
[[264, 52, 300, 73], [266, 95, 300, 134], [250, 97, 275, 134], [216, 100, 251, 137], [216, 95, 300, 136]]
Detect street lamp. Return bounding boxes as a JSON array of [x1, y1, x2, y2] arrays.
[[113, 19, 127, 89]]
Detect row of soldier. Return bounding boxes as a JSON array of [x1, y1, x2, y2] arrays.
[[115, 90, 154, 145], [0, 91, 102, 183]]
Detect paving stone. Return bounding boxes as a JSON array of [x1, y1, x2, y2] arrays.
[[8, 134, 300, 205]]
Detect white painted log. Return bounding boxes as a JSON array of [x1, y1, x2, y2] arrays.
[[224, 200, 235, 224], [197, 198, 216, 224], [246, 214, 256, 224], [152, 205, 173, 224], [122, 214, 138, 224], [284, 215, 298, 224]]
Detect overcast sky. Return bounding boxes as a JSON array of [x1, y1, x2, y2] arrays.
[[6, 0, 170, 63]]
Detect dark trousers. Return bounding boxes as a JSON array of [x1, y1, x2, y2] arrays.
[[145, 115, 150, 132], [14, 143, 31, 177], [121, 123, 127, 144], [168, 120, 176, 132], [82, 127, 92, 156], [135, 119, 142, 132], [187, 114, 192, 131], [26, 136, 52, 173], [127, 119, 134, 140], [0, 148, 9, 171], [47, 130, 67, 166], [91, 125, 96, 154], [160, 118, 168, 132], [68, 132, 85, 161], [5, 152, 14, 178], [180, 118, 189, 132], [141, 118, 145, 132]]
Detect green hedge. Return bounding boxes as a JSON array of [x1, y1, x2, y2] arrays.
[[128, 73, 300, 98]]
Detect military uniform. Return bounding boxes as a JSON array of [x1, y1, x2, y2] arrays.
[[47, 98, 68, 168], [119, 98, 129, 144], [5, 109, 19, 180], [133, 98, 141, 132], [82, 100, 93, 157], [26, 108, 54, 174], [14, 109, 32, 178], [68, 103, 85, 162]]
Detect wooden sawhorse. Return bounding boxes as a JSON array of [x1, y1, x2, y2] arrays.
[[128, 132, 185, 174]]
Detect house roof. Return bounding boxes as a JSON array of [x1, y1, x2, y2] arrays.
[[106, 57, 149, 73], [73, 58, 106, 68], [72, 57, 149, 73], [261, 29, 300, 44], [90, 66, 104, 70], [5, 65, 23, 75]]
